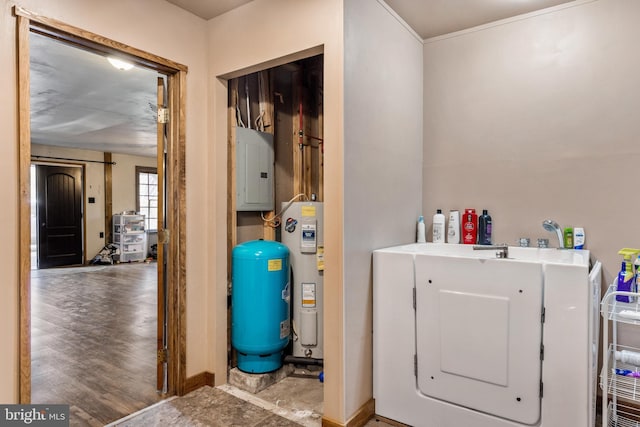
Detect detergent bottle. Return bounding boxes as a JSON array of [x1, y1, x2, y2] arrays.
[[462, 209, 478, 245], [447, 210, 460, 244], [617, 248, 640, 303], [635, 253, 640, 292], [477, 209, 492, 245], [432, 209, 446, 243]]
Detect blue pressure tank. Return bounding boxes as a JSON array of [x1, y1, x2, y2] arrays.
[[232, 240, 290, 373]]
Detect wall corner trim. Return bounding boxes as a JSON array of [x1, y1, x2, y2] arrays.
[[322, 398, 375, 427], [423, 0, 599, 44], [183, 371, 215, 395], [374, 0, 423, 43]]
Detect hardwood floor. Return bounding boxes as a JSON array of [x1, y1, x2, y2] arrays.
[[31, 262, 162, 426]]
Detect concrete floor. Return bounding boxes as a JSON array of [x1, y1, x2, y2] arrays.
[[109, 366, 396, 426], [223, 366, 396, 427], [222, 370, 323, 426]]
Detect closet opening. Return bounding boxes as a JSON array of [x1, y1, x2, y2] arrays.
[[226, 54, 325, 423]]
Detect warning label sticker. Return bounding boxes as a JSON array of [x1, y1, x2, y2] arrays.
[[302, 282, 316, 308], [267, 259, 282, 271], [317, 246, 324, 271], [301, 206, 316, 217]]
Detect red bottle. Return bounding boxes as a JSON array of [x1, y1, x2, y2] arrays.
[[462, 208, 478, 244]]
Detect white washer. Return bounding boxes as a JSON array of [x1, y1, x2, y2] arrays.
[[373, 243, 601, 427]]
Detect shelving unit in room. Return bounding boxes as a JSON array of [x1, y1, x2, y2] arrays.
[[113, 214, 147, 263], [600, 284, 640, 426]]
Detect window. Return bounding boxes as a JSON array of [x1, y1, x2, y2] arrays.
[[136, 166, 158, 231]]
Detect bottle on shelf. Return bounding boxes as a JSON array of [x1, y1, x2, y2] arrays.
[[432, 209, 445, 243], [478, 209, 492, 245], [616, 248, 640, 303], [417, 215, 426, 243], [634, 254, 640, 293], [462, 208, 477, 245], [574, 227, 585, 249], [447, 210, 460, 244], [563, 227, 574, 250]]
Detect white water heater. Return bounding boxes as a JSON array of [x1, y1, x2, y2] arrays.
[[281, 201, 323, 360]]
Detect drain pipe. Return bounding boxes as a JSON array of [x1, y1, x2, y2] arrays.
[[283, 355, 324, 366]]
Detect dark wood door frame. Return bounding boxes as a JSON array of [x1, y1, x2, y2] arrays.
[[16, 6, 188, 403]]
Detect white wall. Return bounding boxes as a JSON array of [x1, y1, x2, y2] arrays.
[[423, 0, 638, 286], [111, 152, 156, 215], [1, 0, 208, 401], [30, 146, 157, 259], [344, 0, 423, 417], [206, 0, 347, 421], [208, 0, 422, 421]]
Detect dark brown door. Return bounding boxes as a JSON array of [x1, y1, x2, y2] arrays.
[[36, 165, 83, 269]]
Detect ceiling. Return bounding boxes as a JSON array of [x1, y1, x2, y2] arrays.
[[164, 0, 254, 21], [385, 0, 575, 39], [30, 32, 160, 158], [30, 0, 576, 158], [167, 0, 576, 39]]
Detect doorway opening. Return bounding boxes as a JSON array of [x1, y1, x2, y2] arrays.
[[27, 26, 163, 425], [226, 54, 324, 422], [16, 6, 188, 420]]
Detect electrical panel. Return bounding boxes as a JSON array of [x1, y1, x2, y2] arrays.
[[236, 127, 274, 211]]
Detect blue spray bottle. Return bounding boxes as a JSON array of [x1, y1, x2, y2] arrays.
[[617, 248, 640, 303]]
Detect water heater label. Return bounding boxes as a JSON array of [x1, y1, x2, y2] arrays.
[[316, 246, 325, 271], [302, 227, 316, 245], [280, 319, 290, 339], [302, 282, 316, 307], [267, 259, 282, 271], [301, 206, 316, 217]]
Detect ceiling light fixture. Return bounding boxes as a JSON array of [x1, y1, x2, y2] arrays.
[[107, 57, 134, 71]]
